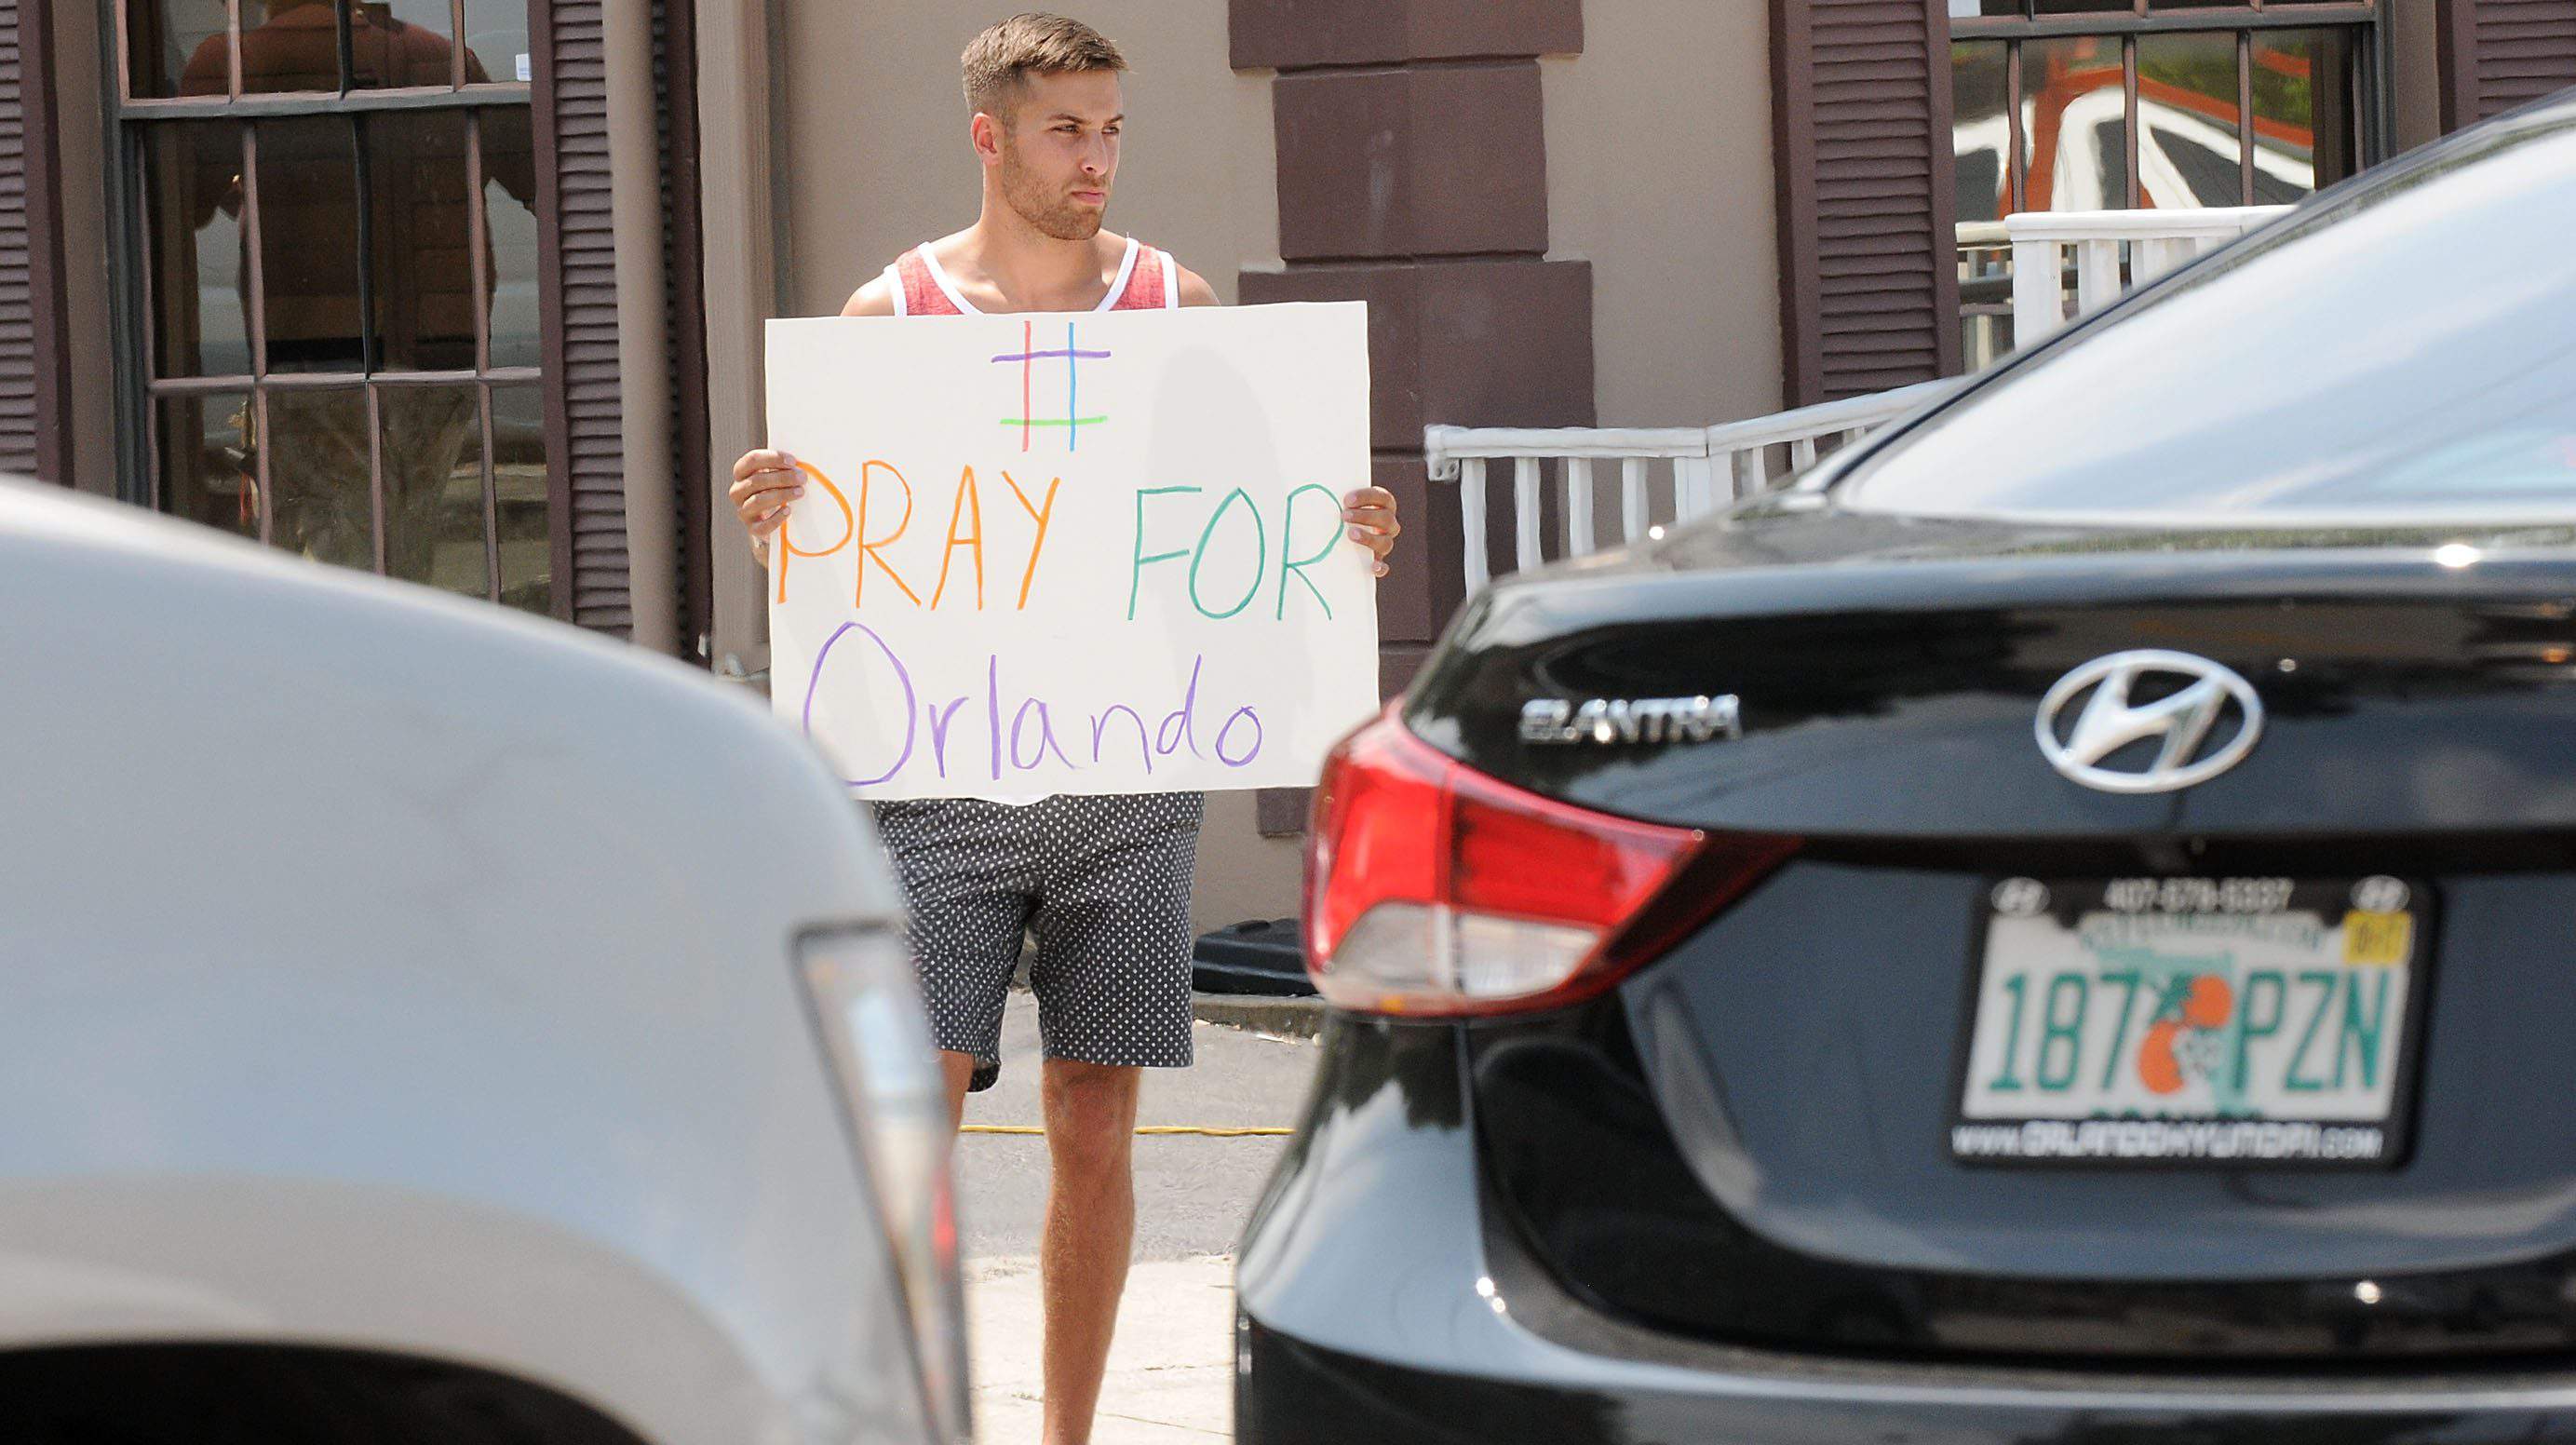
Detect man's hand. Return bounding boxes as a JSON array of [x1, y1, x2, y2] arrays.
[[1343, 486, 1400, 577], [731, 449, 804, 563]]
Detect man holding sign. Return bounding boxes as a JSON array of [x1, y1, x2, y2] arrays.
[[729, 14, 1396, 1443]]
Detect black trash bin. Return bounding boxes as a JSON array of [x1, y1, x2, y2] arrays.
[[1190, 918, 1314, 996]]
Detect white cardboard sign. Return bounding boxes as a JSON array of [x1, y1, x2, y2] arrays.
[[764, 303, 1379, 801]]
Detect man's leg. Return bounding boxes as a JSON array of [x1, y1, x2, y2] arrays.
[[1037, 1056, 1142, 1445], [871, 797, 1035, 1087], [1022, 790, 1204, 1445], [938, 1049, 979, 1135]]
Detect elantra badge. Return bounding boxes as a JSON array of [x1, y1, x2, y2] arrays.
[[2036, 650, 2262, 794], [1520, 695, 1742, 747]]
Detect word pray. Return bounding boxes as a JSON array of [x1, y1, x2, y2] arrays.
[[775, 460, 1061, 611]]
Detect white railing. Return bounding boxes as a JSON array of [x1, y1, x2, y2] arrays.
[[1424, 380, 1950, 591], [1995, 205, 2288, 344], [1426, 207, 2289, 591]]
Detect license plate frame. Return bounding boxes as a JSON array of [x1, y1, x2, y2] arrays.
[[1949, 875, 2435, 1171]]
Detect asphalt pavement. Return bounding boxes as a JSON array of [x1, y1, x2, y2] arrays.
[[958, 987, 1321, 1442]]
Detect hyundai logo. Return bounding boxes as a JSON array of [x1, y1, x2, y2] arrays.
[[2036, 651, 2262, 794]]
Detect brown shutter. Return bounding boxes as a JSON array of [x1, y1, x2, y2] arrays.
[[530, 0, 632, 634], [2438, 0, 2576, 132], [1771, 0, 1963, 407], [0, 1, 71, 480]]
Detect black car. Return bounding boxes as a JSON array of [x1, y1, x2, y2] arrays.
[[1237, 92, 2576, 1443]]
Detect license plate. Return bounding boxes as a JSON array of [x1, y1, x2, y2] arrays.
[[1951, 876, 2431, 1168]]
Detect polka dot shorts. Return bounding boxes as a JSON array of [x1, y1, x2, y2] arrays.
[[871, 791, 1205, 1091]]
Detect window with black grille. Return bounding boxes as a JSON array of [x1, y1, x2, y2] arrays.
[[113, 1, 553, 614], [1949, 0, 2385, 367]]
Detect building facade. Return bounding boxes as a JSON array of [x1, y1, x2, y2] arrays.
[[7, 0, 2570, 927]]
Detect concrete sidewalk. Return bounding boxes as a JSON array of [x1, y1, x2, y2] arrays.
[[969, 1253, 1237, 1443], [958, 991, 1318, 1443]]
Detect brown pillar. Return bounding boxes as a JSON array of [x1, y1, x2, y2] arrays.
[[1232, 0, 1592, 832]]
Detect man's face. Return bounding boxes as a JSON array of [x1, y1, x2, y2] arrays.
[[991, 69, 1123, 241]]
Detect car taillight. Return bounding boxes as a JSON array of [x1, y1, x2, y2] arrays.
[[794, 925, 970, 1445], [1303, 709, 1797, 1017]]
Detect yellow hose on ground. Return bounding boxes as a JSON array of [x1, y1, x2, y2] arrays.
[[960, 1124, 1294, 1137]]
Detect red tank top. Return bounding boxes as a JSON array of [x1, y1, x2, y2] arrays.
[[888, 236, 1177, 316]]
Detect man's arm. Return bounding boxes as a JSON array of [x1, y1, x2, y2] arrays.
[[1172, 262, 1401, 574], [1175, 264, 1222, 309], [842, 274, 899, 317], [735, 276, 904, 567]]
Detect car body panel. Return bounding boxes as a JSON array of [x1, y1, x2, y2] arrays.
[[0, 480, 922, 1444], [1236, 1019, 2576, 1444], [1251, 85, 2576, 1443], [1410, 537, 2576, 837]]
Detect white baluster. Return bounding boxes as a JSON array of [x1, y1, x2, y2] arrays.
[[2134, 235, 2187, 283], [1677, 456, 1714, 520], [2075, 237, 2122, 317], [1621, 457, 1647, 542], [1730, 448, 1762, 500], [1514, 456, 1542, 574], [1461, 456, 1489, 593], [2011, 236, 2062, 344], [1566, 456, 1595, 557], [1790, 436, 1818, 473]]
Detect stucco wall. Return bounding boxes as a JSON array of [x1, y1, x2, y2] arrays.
[[774, 5, 1278, 315], [767, 5, 1299, 934], [1544, 1, 1784, 428]]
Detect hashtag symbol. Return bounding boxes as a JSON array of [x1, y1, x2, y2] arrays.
[[993, 321, 1113, 452]]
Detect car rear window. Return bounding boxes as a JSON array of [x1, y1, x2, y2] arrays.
[[1837, 111, 2576, 528]]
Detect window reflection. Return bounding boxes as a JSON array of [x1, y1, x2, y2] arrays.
[[235, 1, 347, 95], [2253, 29, 2358, 204], [132, 0, 230, 99], [256, 116, 365, 372], [491, 385, 552, 614], [351, 0, 465, 89], [2137, 32, 2245, 208], [460, 0, 534, 86], [1848, 121, 2576, 522], [365, 111, 479, 371], [2023, 36, 2128, 210], [480, 110, 544, 370], [380, 384, 489, 597], [146, 121, 250, 379], [264, 387, 375, 568], [125, 0, 545, 604], [157, 392, 257, 541], [1954, 42, 2013, 223]]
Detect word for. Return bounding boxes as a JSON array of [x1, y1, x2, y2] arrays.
[[803, 622, 1266, 787], [1128, 483, 1345, 622]]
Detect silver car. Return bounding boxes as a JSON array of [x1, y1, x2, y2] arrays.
[[0, 479, 963, 1445]]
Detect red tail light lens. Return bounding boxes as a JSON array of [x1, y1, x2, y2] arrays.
[[1303, 709, 1798, 1017]]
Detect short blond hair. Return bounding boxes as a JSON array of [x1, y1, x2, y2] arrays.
[[962, 13, 1127, 122]]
